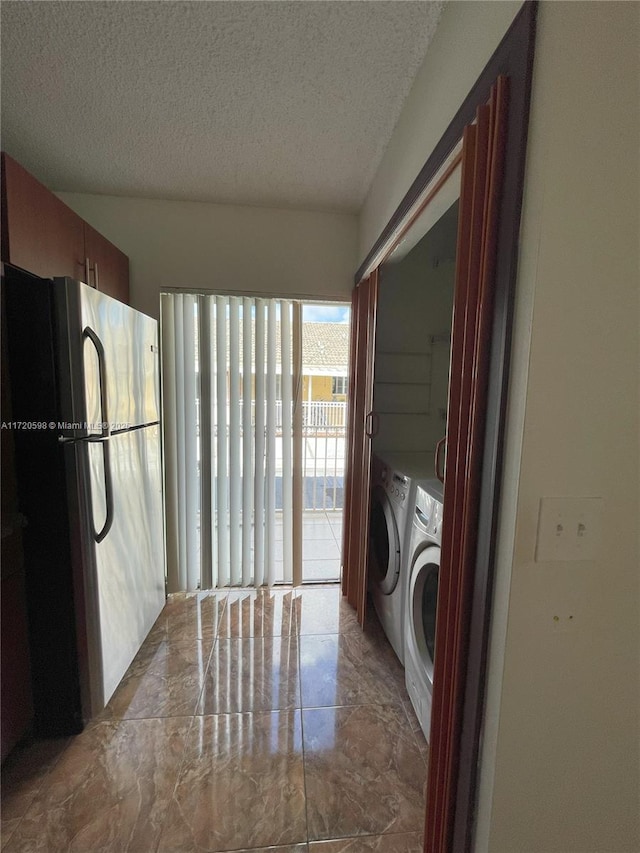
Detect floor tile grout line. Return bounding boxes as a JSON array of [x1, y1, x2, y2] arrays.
[[308, 829, 424, 847], [153, 591, 229, 853], [328, 520, 343, 550], [2, 813, 24, 849], [297, 629, 362, 639], [399, 698, 430, 768], [191, 594, 224, 715], [298, 700, 415, 715], [297, 596, 311, 849], [301, 703, 427, 846]]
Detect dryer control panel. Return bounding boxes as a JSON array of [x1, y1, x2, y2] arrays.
[[381, 467, 408, 504]]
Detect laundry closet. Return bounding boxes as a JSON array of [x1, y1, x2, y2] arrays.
[[373, 199, 458, 463], [366, 199, 459, 730]]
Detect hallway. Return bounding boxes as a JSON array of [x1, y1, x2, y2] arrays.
[[2, 586, 427, 852]]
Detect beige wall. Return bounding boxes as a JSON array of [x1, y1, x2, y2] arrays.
[[360, 1, 639, 850], [480, 3, 639, 849], [57, 193, 358, 320], [358, 0, 523, 261]]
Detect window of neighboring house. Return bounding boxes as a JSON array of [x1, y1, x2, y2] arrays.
[[332, 376, 347, 395]]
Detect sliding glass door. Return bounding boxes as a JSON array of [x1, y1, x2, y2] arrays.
[[161, 294, 352, 592], [161, 294, 298, 591]]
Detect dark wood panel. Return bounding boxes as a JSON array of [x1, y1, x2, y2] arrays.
[[424, 79, 509, 853], [344, 281, 368, 612], [341, 286, 360, 585], [429, 104, 492, 852], [342, 272, 378, 627], [1, 153, 85, 280], [1, 277, 33, 760], [1, 572, 33, 762], [83, 223, 129, 304], [357, 271, 378, 622]]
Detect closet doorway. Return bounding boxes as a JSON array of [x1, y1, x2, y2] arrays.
[[373, 198, 459, 462]]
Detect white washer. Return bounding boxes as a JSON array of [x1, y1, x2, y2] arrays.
[[404, 479, 444, 742], [369, 451, 433, 664]]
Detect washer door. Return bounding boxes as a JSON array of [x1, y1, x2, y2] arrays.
[[369, 486, 401, 594], [408, 544, 441, 682]]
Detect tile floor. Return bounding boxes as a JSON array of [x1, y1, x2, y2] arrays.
[[1, 586, 427, 853], [281, 511, 343, 583]]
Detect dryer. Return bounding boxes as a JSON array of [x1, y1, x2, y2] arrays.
[[404, 479, 444, 742], [368, 451, 433, 664]]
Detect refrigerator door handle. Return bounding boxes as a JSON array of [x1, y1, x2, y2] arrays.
[[83, 326, 110, 437], [92, 440, 114, 544]]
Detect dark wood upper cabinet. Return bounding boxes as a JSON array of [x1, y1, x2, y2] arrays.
[[1, 153, 129, 304], [83, 222, 129, 304], [1, 153, 85, 281]]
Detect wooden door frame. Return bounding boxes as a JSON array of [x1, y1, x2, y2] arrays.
[[354, 3, 537, 848], [342, 272, 378, 625]]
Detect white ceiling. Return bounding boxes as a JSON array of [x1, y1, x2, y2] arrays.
[[1, 0, 443, 213]]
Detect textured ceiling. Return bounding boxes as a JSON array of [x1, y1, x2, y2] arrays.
[[1, 0, 443, 212]]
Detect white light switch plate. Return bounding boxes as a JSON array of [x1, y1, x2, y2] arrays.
[[535, 497, 604, 562]]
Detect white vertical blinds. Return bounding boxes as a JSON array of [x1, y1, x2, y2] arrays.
[[254, 300, 266, 587], [242, 297, 254, 587], [161, 293, 201, 592], [160, 295, 180, 588], [280, 301, 293, 584], [161, 293, 297, 591], [228, 298, 241, 578], [265, 299, 277, 587], [215, 296, 230, 587], [197, 294, 213, 591]]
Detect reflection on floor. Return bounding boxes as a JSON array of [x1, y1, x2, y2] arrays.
[[1, 586, 427, 853]]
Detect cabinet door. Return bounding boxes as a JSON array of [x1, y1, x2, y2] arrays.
[[84, 223, 129, 304], [1, 153, 85, 280], [341, 270, 378, 625]]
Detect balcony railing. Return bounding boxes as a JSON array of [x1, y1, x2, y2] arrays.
[[299, 401, 346, 512], [196, 399, 347, 512]]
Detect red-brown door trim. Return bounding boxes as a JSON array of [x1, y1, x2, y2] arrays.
[[342, 272, 378, 627]]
